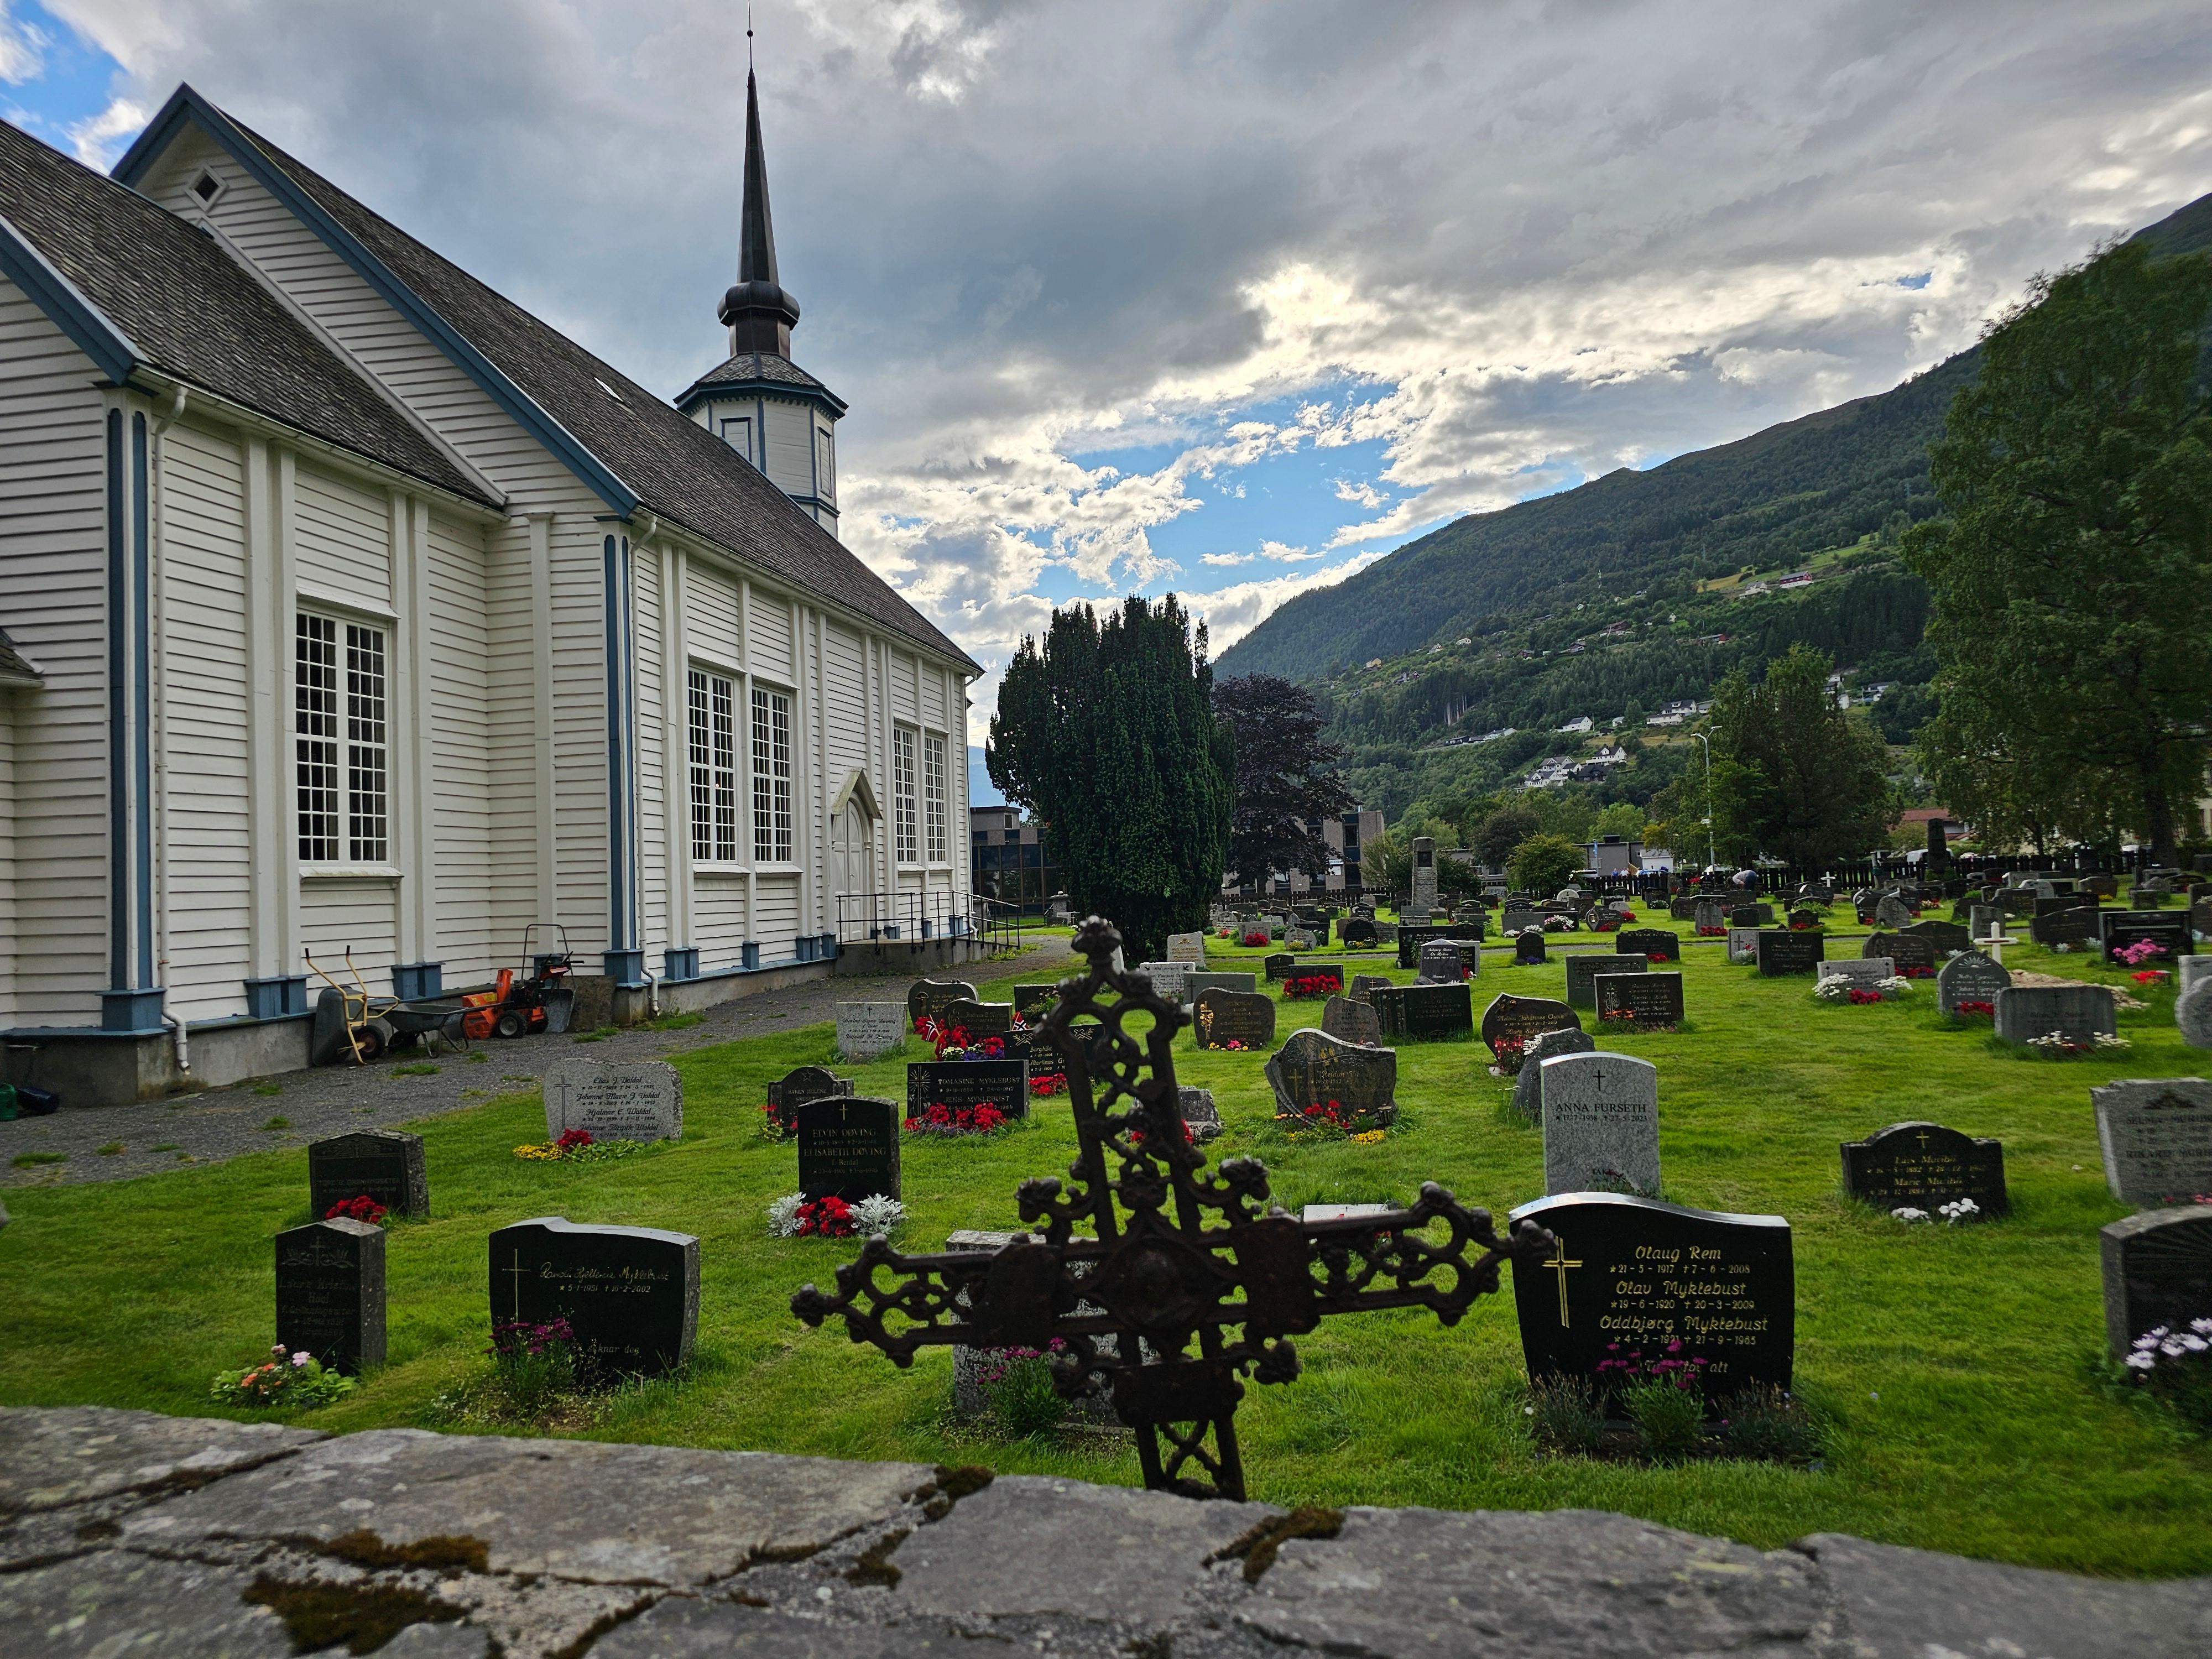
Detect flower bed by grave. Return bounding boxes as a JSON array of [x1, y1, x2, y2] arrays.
[[904, 1102, 1010, 1136], [210, 1344, 355, 1411], [512, 1128, 648, 1163], [10, 938, 2212, 1575], [1276, 1098, 1387, 1141], [1281, 971, 1343, 1000], [766, 1193, 906, 1237]]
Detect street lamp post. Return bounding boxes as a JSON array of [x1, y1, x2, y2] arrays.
[[1694, 731, 1716, 872]]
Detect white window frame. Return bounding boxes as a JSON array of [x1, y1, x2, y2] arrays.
[[687, 667, 740, 865], [893, 726, 919, 865], [295, 611, 389, 868], [924, 731, 947, 864], [816, 425, 835, 502], [751, 684, 794, 863]]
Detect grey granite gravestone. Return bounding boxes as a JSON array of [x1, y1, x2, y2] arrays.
[[1512, 1025, 1596, 1120], [1565, 952, 1646, 1009], [1500, 906, 1540, 936], [2179, 956, 2212, 997], [488, 1216, 698, 1378], [796, 1097, 902, 1202], [2093, 1080, 2212, 1207], [1841, 1122, 2007, 1215], [943, 1230, 1118, 1422], [1725, 926, 1761, 965], [1369, 982, 1474, 1041], [1937, 951, 2011, 1015], [1757, 930, 1825, 975], [1970, 905, 2006, 941], [1819, 958, 1898, 998], [1509, 1193, 1793, 1394], [1409, 835, 1438, 921], [1692, 899, 1727, 933], [1191, 987, 1276, 1050], [2100, 1204, 2212, 1354], [1730, 904, 1776, 927], [1178, 1086, 1223, 1142], [766, 1066, 853, 1135], [2179, 981, 2212, 1051], [1285, 929, 1317, 952], [1875, 894, 1914, 930], [1995, 984, 2116, 1046], [1538, 1051, 1660, 1196], [836, 1003, 909, 1061], [542, 1061, 683, 1143], [906, 979, 981, 1024], [1319, 995, 1384, 1046], [1134, 963, 1194, 1004], [1349, 973, 1394, 1002], [275, 1218, 384, 1375], [1595, 972, 1684, 1029], [1166, 932, 1208, 964], [1265, 1029, 1397, 1124], [307, 1130, 428, 1219]]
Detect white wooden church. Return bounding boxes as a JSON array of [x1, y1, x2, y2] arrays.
[[0, 76, 980, 1103]]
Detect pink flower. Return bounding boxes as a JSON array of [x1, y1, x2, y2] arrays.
[[290, 1351, 311, 1368]]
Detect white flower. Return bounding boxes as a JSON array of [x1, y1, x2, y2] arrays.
[[2181, 1333, 2209, 1353], [2125, 1352, 2156, 1370], [766, 1193, 805, 1238], [852, 1194, 907, 1236], [2193, 1319, 2212, 1335], [1891, 1206, 1930, 1224], [1938, 1198, 1980, 1225], [1876, 975, 1911, 993], [2133, 1330, 2166, 1350]]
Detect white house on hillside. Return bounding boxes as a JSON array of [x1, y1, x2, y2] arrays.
[[0, 77, 979, 1103]]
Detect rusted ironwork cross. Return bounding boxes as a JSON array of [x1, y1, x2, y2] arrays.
[[792, 917, 1552, 1501]]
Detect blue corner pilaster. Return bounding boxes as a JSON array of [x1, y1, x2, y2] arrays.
[[392, 962, 444, 1001]]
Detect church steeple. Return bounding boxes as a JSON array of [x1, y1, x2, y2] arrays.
[[717, 69, 801, 357]]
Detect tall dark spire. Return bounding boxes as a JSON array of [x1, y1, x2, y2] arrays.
[[718, 67, 801, 356]]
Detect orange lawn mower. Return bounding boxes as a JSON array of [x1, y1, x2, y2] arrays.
[[460, 925, 578, 1041]]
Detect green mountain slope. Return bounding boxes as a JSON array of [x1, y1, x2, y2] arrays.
[[1218, 189, 2212, 687]]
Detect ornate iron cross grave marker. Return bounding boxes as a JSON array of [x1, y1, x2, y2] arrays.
[[793, 918, 1551, 1500]]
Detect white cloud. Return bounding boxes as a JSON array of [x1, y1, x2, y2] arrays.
[[1201, 551, 1256, 566], [1188, 554, 1387, 656], [0, 3, 47, 84], [1260, 540, 1322, 562], [64, 95, 145, 166]]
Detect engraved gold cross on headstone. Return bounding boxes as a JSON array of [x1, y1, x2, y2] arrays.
[[505, 1249, 527, 1320], [1541, 1236, 1582, 1326]]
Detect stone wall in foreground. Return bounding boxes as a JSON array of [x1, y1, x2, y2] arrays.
[[1, 1406, 2208, 1657]]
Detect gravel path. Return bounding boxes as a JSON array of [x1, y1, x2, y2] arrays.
[[1, 938, 1079, 1191]]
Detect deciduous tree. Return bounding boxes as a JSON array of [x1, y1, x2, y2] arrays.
[[1703, 645, 1893, 868]]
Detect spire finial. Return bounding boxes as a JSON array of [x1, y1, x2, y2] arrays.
[[719, 20, 800, 353]]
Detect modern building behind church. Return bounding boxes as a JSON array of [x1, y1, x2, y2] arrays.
[[0, 77, 980, 1103]]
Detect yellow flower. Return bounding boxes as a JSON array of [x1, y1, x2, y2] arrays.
[[1351, 1130, 1386, 1144]]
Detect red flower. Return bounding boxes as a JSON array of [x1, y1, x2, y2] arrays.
[[554, 1128, 594, 1151], [2132, 969, 2170, 984], [1954, 1000, 1995, 1018], [795, 1196, 856, 1237], [1901, 966, 1934, 979], [1646, 952, 1671, 963], [904, 1101, 1008, 1136], [1030, 1072, 1068, 1097], [1241, 932, 1270, 948], [325, 1194, 388, 1225]]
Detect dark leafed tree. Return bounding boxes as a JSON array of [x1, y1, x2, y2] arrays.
[[1211, 673, 1354, 884], [988, 597, 1234, 964], [1704, 645, 1893, 869], [1905, 238, 2212, 863]]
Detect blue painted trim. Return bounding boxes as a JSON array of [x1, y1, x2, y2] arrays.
[[674, 377, 848, 420], [100, 987, 164, 1033], [104, 410, 127, 990], [603, 535, 638, 954], [243, 975, 310, 1019], [114, 86, 639, 519], [0, 210, 139, 383], [131, 412, 154, 990]]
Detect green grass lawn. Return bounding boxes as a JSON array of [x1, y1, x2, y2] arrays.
[[4, 913, 2209, 1577]]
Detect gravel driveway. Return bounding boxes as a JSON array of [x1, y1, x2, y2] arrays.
[[1, 938, 1078, 1191]]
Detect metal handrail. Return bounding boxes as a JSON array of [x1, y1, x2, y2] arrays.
[[831, 890, 1031, 954]]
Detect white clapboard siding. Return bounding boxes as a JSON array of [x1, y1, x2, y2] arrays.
[[821, 621, 867, 784], [424, 508, 495, 982], [0, 282, 110, 1025], [157, 420, 254, 1021], [685, 561, 740, 669], [632, 545, 666, 952], [481, 521, 540, 958], [754, 871, 801, 956], [761, 400, 813, 500], [0, 670, 14, 1021], [293, 462, 390, 601], [889, 648, 919, 725], [136, 132, 582, 508], [745, 578, 793, 684], [550, 521, 608, 943], [301, 879, 399, 989], [692, 875, 749, 972]]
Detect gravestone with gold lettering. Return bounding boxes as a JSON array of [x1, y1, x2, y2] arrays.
[[796, 1096, 902, 1202], [1508, 1192, 1794, 1397], [487, 1215, 698, 1378], [1840, 1121, 2007, 1215]]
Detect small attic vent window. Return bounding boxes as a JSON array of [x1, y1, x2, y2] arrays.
[[189, 170, 225, 207], [596, 377, 624, 403]]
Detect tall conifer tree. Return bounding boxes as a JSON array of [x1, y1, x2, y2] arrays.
[[987, 597, 1234, 962]]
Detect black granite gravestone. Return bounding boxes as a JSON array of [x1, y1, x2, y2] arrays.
[[1564, 953, 1646, 1010], [1936, 950, 2011, 1014], [905, 979, 980, 1025], [941, 998, 1019, 1040], [307, 1130, 428, 1219], [2103, 911, 2193, 966], [487, 1215, 698, 1378], [1369, 982, 1474, 1041], [1480, 994, 1582, 1060], [1338, 916, 1379, 948], [1264, 1029, 1398, 1124], [766, 1066, 853, 1136], [1508, 1192, 1794, 1396], [907, 1058, 1029, 1124], [2029, 905, 2101, 948], [1262, 952, 1296, 982], [1394, 926, 1449, 970], [1902, 919, 1970, 956], [1595, 972, 1685, 1029], [1013, 984, 1059, 1019], [1192, 987, 1277, 1050], [1840, 1121, 2008, 1215], [2101, 1206, 2212, 1355], [1514, 931, 1548, 966], [1617, 928, 1678, 962], [1863, 931, 1937, 973], [796, 1097, 902, 1202], [1757, 930, 1825, 975], [275, 1218, 385, 1374]]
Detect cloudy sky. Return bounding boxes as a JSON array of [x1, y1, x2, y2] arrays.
[[7, 0, 2211, 755]]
